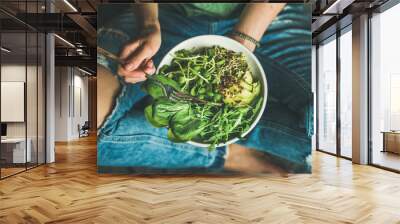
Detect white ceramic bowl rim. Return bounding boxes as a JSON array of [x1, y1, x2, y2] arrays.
[[157, 35, 268, 148]]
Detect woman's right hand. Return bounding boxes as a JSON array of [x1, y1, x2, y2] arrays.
[[118, 21, 161, 83]]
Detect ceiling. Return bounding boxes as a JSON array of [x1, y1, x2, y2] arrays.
[[1, 32, 45, 63], [0, 0, 102, 73]]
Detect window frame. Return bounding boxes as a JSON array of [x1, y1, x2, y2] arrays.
[[315, 24, 353, 161]]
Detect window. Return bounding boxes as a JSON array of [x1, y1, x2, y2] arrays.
[[390, 74, 400, 130], [0, 1, 47, 179], [317, 36, 337, 154], [339, 28, 352, 158], [370, 3, 400, 171]]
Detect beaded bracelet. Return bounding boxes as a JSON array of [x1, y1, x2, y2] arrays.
[[229, 30, 261, 48]]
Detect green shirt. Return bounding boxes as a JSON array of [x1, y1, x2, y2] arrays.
[[177, 3, 242, 18]]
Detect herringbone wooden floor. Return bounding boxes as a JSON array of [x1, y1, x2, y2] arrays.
[[1, 135, 400, 224]]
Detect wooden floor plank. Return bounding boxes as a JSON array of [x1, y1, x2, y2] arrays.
[[0, 135, 400, 224]]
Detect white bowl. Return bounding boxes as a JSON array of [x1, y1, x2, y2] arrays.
[[157, 35, 267, 148]]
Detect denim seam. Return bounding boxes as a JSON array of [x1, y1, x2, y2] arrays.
[[98, 84, 127, 135], [256, 121, 310, 143], [98, 134, 225, 158], [259, 115, 306, 136], [292, 72, 309, 93], [99, 133, 209, 151], [98, 27, 130, 42], [97, 26, 134, 135], [264, 53, 309, 92]]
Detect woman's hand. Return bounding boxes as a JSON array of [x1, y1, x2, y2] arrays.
[[118, 21, 161, 83]]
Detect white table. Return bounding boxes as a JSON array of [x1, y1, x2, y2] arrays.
[[1, 138, 31, 163]]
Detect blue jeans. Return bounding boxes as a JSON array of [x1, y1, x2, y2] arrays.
[[97, 4, 313, 173]]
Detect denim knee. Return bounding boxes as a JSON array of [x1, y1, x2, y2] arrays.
[[98, 109, 226, 170]]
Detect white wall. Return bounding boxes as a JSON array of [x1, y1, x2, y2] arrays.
[[1, 66, 26, 137], [55, 66, 69, 141], [72, 73, 89, 138], [1, 82, 25, 122], [1, 65, 40, 137], [54, 67, 89, 141], [1, 64, 46, 163]]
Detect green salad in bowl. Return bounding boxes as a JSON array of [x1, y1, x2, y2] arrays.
[[142, 36, 267, 148]]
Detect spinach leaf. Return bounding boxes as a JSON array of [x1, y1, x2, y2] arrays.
[[167, 128, 186, 143], [153, 74, 181, 91], [169, 110, 206, 141], [144, 104, 165, 128], [141, 75, 181, 99], [151, 97, 190, 127], [141, 78, 167, 99]]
